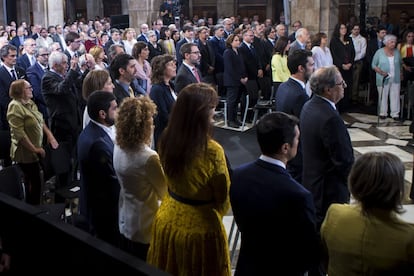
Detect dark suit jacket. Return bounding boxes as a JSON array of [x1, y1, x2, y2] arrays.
[[262, 39, 274, 76], [9, 36, 28, 55], [78, 121, 120, 246], [230, 159, 319, 276], [17, 54, 33, 71], [174, 63, 199, 93], [26, 62, 48, 121], [197, 39, 215, 79], [207, 36, 226, 73], [41, 69, 81, 141], [275, 77, 309, 183], [113, 81, 132, 106], [0, 65, 26, 130], [223, 48, 246, 87], [150, 83, 175, 149], [175, 38, 192, 69], [238, 42, 261, 80], [300, 95, 354, 227]]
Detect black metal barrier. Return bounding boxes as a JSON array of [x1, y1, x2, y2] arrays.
[[0, 193, 169, 274]]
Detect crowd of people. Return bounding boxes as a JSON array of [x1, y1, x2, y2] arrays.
[[0, 7, 414, 275]]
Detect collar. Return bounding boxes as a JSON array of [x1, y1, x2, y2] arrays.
[[259, 155, 286, 169], [4, 64, 15, 73], [317, 95, 337, 110], [243, 41, 251, 48], [37, 62, 48, 70], [183, 61, 196, 72], [290, 76, 306, 89], [90, 119, 116, 142], [115, 79, 130, 93]]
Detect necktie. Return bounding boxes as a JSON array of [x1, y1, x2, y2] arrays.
[[10, 69, 17, 80], [128, 86, 135, 98], [193, 68, 201, 83], [31, 56, 36, 66]]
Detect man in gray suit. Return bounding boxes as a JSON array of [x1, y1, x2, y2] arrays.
[[288, 28, 310, 55]]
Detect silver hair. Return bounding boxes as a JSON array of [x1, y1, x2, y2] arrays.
[[309, 65, 340, 96], [48, 51, 67, 68], [383, 34, 397, 44]]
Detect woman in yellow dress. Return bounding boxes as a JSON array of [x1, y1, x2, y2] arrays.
[[147, 83, 231, 276]]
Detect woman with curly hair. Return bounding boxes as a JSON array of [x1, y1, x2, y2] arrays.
[[114, 96, 167, 260], [147, 83, 232, 276]]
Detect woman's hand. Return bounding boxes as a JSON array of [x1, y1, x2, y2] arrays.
[[48, 136, 59, 150]]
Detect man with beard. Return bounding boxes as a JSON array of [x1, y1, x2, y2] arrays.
[[78, 91, 120, 246], [275, 49, 314, 183], [174, 43, 202, 93]]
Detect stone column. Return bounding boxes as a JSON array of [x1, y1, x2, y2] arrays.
[[121, 0, 129, 15], [87, 0, 104, 21], [16, 0, 30, 26], [45, 0, 64, 26], [128, 0, 160, 31], [31, 0, 47, 26], [216, 0, 235, 19]]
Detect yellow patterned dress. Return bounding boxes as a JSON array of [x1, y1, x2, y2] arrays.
[[147, 140, 231, 276]]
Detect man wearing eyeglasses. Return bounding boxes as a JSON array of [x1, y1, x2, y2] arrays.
[[288, 20, 302, 43], [175, 43, 201, 93], [17, 38, 37, 71], [300, 65, 354, 232], [26, 46, 50, 121]]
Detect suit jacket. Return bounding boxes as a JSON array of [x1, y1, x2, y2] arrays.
[[207, 36, 226, 73], [230, 159, 319, 276], [150, 83, 175, 149], [113, 81, 133, 105], [223, 48, 246, 87], [0, 65, 26, 130], [17, 54, 33, 71], [9, 36, 28, 55], [197, 39, 215, 79], [175, 38, 189, 68], [366, 38, 384, 65], [275, 77, 309, 183], [78, 121, 120, 246], [238, 42, 261, 80], [174, 63, 199, 93], [26, 62, 48, 121], [288, 40, 305, 55], [300, 95, 354, 227], [41, 69, 81, 139], [262, 39, 274, 76]]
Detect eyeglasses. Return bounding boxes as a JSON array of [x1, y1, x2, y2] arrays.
[[336, 80, 347, 88], [40, 53, 49, 57], [190, 51, 201, 55]]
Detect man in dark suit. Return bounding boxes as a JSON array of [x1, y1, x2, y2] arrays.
[[276, 49, 314, 183], [63, 32, 82, 66], [0, 44, 26, 131], [9, 26, 28, 56], [288, 20, 302, 43], [238, 29, 263, 121], [207, 24, 226, 96], [109, 53, 138, 105], [26, 46, 50, 122], [41, 51, 81, 193], [17, 38, 37, 71], [174, 43, 201, 93], [230, 112, 319, 276], [175, 25, 195, 68], [300, 66, 354, 229], [78, 91, 120, 246], [261, 26, 277, 100], [196, 26, 215, 85]]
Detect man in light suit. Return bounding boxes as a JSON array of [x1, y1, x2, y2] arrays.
[[275, 49, 314, 183], [288, 28, 310, 56], [78, 91, 119, 246], [174, 43, 201, 93], [230, 112, 319, 276], [300, 65, 354, 229]]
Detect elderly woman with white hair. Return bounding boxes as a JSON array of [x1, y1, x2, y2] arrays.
[[372, 34, 403, 120], [147, 30, 164, 62]]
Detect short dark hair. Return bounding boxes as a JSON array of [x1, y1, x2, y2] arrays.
[[348, 152, 405, 215], [287, 49, 312, 75], [65, 31, 80, 44], [0, 44, 17, 60], [131, 41, 148, 59], [179, 42, 197, 58], [87, 91, 116, 121], [225, 34, 238, 48], [109, 53, 134, 80], [256, 112, 299, 156]]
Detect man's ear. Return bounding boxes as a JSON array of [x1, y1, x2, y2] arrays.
[[98, 110, 106, 120], [281, 142, 289, 154]]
